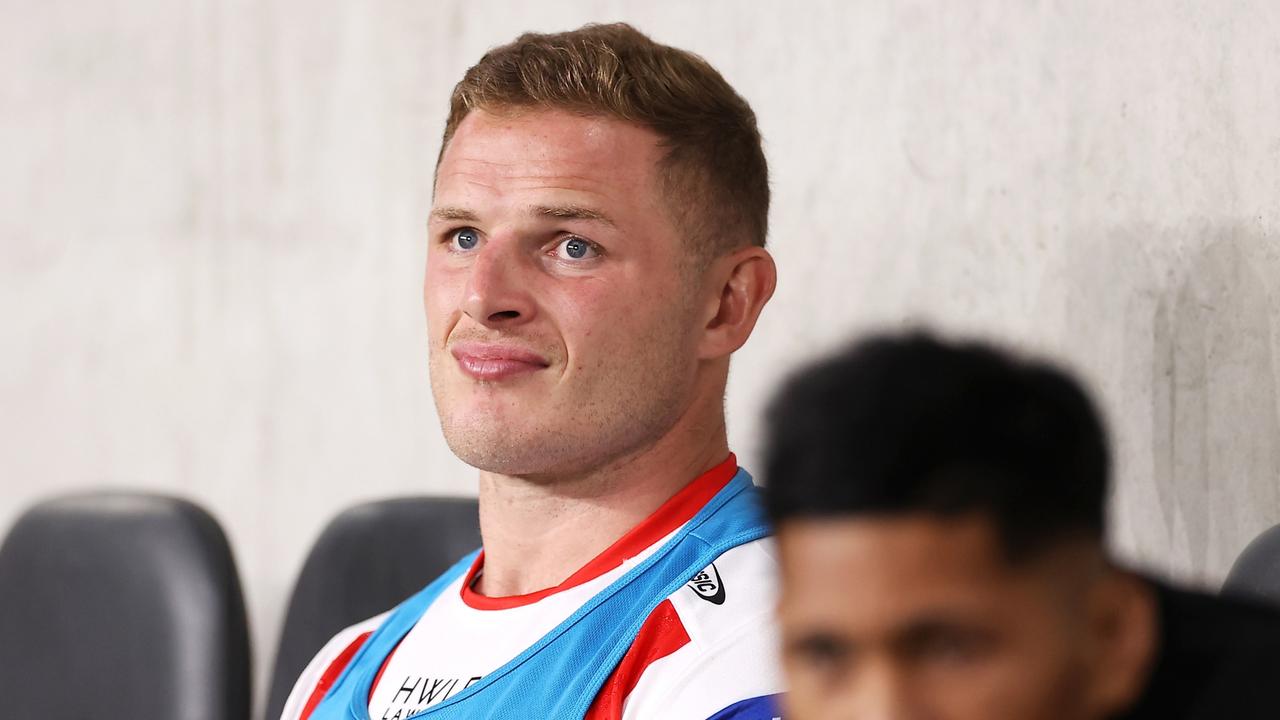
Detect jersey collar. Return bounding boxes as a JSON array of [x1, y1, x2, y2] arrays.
[[460, 454, 739, 610]]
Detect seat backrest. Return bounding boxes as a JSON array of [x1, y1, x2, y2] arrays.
[[266, 496, 480, 720], [0, 492, 251, 719], [1223, 524, 1280, 607]]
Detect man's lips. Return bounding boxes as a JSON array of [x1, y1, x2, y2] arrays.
[[450, 342, 551, 381]]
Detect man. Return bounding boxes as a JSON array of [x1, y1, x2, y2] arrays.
[[280, 23, 783, 720], [763, 333, 1280, 719]]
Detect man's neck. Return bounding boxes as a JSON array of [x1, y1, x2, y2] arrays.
[[472, 409, 729, 598]]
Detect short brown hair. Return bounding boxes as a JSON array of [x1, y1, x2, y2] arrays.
[[439, 23, 769, 258]]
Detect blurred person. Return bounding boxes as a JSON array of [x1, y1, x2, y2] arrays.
[[763, 333, 1280, 720], [280, 23, 783, 720]]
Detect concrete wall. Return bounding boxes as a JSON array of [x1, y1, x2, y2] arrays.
[[5, 0, 1279, 711]]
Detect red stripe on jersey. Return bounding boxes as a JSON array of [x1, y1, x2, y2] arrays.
[[461, 454, 739, 610], [584, 599, 691, 720], [299, 631, 372, 720]]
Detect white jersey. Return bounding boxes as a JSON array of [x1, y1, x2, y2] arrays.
[[280, 458, 784, 720]]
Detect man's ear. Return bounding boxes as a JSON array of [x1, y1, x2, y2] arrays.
[[696, 246, 777, 361], [1082, 570, 1158, 717]]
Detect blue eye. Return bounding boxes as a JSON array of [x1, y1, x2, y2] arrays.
[[555, 236, 598, 261], [452, 228, 479, 251]]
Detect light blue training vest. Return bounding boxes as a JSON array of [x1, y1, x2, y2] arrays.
[[307, 469, 771, 720]]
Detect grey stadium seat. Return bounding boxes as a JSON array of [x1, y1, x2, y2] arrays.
[[266, 496, 481, 720], [1224, 523, 1280, 608], [0, 492, 251, 720]]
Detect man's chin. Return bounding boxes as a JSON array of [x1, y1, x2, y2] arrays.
[[440, 423, 568, 477], [452, 447, 574, 479]]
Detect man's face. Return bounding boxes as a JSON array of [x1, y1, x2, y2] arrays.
[[426, 109, 705, 477], [777, 515, 1100, 720]]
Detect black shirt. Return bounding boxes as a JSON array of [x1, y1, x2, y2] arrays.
[[1120, 579, 1280, 718]]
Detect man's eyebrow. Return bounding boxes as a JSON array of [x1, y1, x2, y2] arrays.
[[890, 614, 994, 648], [429, 206, 479, 223], [429, 204, 617, 228], [531, 204, 616, 228]]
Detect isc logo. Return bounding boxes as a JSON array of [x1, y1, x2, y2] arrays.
[[686, 563, 726, 605]]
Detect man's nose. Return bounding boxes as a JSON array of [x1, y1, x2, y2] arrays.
[[846, 663, 916, 720], [459, 239, 536, 328]]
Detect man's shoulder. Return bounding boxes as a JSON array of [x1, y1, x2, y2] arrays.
[[276, 611, 391, 720], [605, 537, 783, 719], [1157, 579, 1280, 652], [1128, 578, 1280, 719], [667, 536, 778, 639], [312, 610, 394, 668]]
